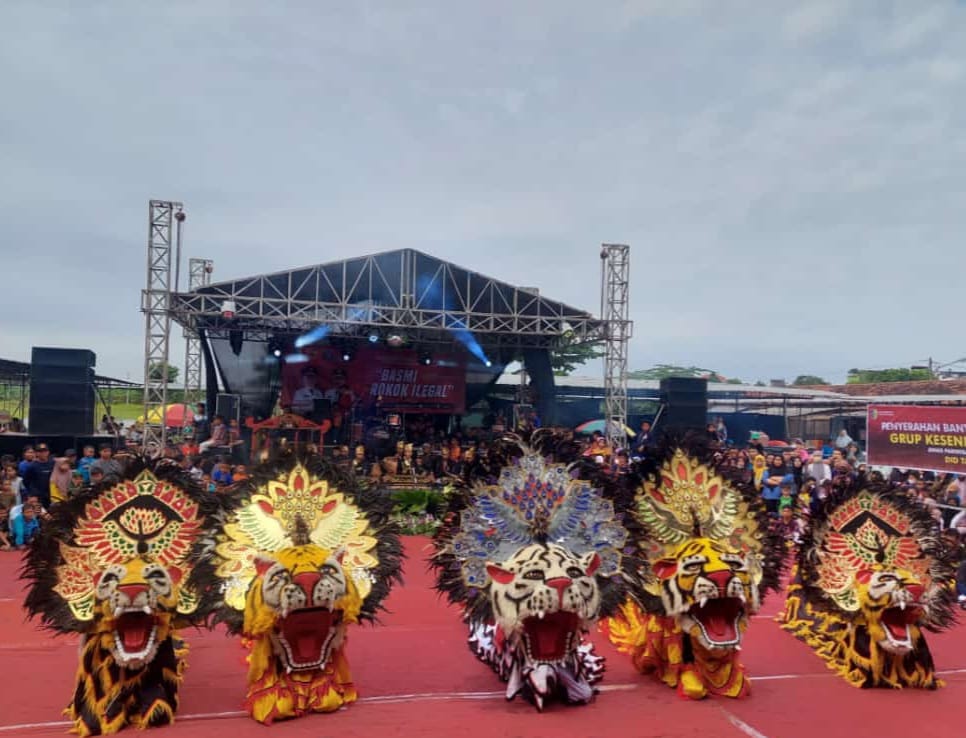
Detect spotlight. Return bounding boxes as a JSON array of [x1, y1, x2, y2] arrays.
[[484, 359, 492, 368], [368, 332, 380, 344], [387, 334, 405, 348], [267, 336, 285, 359], [419, 352, 432, 366], [342, 349, 353, 362], [221, 300, 236, 319]]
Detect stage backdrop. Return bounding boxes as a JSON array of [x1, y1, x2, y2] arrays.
[[280, 345, 466, 414], [866, 404, 966, 474]]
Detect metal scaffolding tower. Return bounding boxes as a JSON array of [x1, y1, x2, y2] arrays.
[[182, 258, 213, 409], [141, 200, 184, 453], [600, 244, 632, 450]]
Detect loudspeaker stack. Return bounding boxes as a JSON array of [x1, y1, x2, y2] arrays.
[[658, 377, 709, 436], [29, 347, 96, 435]]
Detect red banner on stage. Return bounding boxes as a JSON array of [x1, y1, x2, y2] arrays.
[[280, 345, 466, 415], [866, 404, 966, 474]]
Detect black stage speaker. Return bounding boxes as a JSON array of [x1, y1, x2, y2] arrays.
[[659, 377, 708, 435], [215, 393, 241, 424], [29, 347, 97, 435]]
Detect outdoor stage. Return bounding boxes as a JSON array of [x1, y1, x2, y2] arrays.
[[1, 538, 963, 738]]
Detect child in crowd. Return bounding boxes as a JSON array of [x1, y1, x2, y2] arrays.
[[68, 471, 86, 498], [212, 459, 233, 488], [2, 464, 23, 505], [77, 446, 96, 483], [13, 502, 40, 549], [0, 482, 15, 550], [778, 480, 795, 511]]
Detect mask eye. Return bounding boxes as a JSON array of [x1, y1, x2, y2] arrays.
[[566, 567, 584, 579], [523, 570, 545, 581], [321, 564, 338, 576]]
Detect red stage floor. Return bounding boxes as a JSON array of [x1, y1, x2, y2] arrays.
[[0, 537, 963, 738]]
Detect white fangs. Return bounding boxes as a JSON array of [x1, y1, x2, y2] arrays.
[[899, 601, 906, 611], [698, 597, 708, 609]]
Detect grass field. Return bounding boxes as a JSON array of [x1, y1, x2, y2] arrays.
[[0, 398, 145, 425]]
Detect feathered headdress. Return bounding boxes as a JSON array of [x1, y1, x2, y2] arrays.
[[796, 481, 957, 629], [432, 434, 648, 623], [634, 437, 784, 599], [200, 450, 403, 631], [22, 459, 221, 632]]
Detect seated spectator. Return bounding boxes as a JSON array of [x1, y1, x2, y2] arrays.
[[212, 459, 233, 488], [773, 506, 804, 547], [2, 464, 22, 505], [89, 466, 105, 486], [68, 471, 85, 498], [199, 416, 227, 453], [232, 464, 249, 484], [0, 507, 10, 550], [13, 501, 40, 549]]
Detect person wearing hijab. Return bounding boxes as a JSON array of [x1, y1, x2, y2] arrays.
[[49, 457, 73, 504], [752, 454, 767, 490]]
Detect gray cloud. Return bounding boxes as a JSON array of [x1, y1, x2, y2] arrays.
[[2, 1, 964, 383]]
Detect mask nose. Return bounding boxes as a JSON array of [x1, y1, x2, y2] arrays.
[[545, 577, 572, 607], [292, 572, 321, 598], [117, 583, 148, 602], [904, 583, 924, 602], [705, 569, 733, 595]]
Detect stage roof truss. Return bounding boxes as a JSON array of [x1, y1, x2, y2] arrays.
[[169, 249, 605, 348]]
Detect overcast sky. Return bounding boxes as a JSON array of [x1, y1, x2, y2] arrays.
[[3, 2, 964, 384]]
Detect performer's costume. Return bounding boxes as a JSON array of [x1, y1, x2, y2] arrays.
[[432, 437, 647, 710], [780, 481, 957, 689], [22, 462, 220, 736], [203, 452, 402, 724], [604, 443, 784, 700]]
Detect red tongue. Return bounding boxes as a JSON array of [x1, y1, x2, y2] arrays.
[[883, 607, 920, 640], [117, 612, 153, 652], [525, 612, 578, 660], [281, 608, 332, 664], [692, 599, 740, 644]]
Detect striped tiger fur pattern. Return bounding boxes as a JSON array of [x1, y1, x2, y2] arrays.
[[477, 543, 604, 710]]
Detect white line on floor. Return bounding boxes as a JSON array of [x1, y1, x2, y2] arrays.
[[724, 710, 772, 738], [1, 669, 963, 733]]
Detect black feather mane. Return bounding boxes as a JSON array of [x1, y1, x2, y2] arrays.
[[795, 479, 958, 632], [21, 457, 223, 634], [430, 430, 651, 625], [204, 448, 404, 634], [635, 433, 787, 601]]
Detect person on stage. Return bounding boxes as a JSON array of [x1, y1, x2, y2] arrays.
[[291, 366, 325, 416]]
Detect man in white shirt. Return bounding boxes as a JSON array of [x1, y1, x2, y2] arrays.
[[291, 367, 325, 416], [804, 452, 832, 483]]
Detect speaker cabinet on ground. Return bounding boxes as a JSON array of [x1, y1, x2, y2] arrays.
[[659, 377, 708, 435]]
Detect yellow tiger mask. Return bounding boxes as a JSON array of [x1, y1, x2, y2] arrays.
[[780, 486, 956, 689], [605, 448, 783, 701], [243, 544, 364, 724], [22, 466, 218, 737]]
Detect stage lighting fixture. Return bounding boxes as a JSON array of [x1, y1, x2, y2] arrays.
[[267, 336, 285, 359], [342, 349, 353, 362], [368, 332, 380, 344], [221, 300, 236, 319], [419, 352, 432, 366], [387, 334, 405, 348], [484, 359, 493, 368]]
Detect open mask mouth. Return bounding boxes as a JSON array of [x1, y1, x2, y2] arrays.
[[274, 607, 341, 671], [689, 597, 745, 648], [112, 610, 159, 665], [879, 605, 921, 651], [521, 611, 580, 663]]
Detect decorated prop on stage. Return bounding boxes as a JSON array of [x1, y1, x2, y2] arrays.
[[246, 413, 331, 463], [22, 461, 220, 736], [431, 436, 648, 710], [604, 442, 784, 700], [203, 451, 402, 724], [780, 482, 957, 689]]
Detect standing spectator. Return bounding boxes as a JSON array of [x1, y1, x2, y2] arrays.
[[715, 417, 728, 444], [23, 443, 55, 508], [194, 403, 210, 442], [804, 452, 832, 484], [77, 445, 96, 483], [761, 455, 787, 514], [2, 464, 23, 505], [835, 429, 853, 450], [634, 421, 653, 457], [49, 457, 73, 504], [90, 444, 122, 483], [18, 446, 35, 477], [773, 506, 804, 547]]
